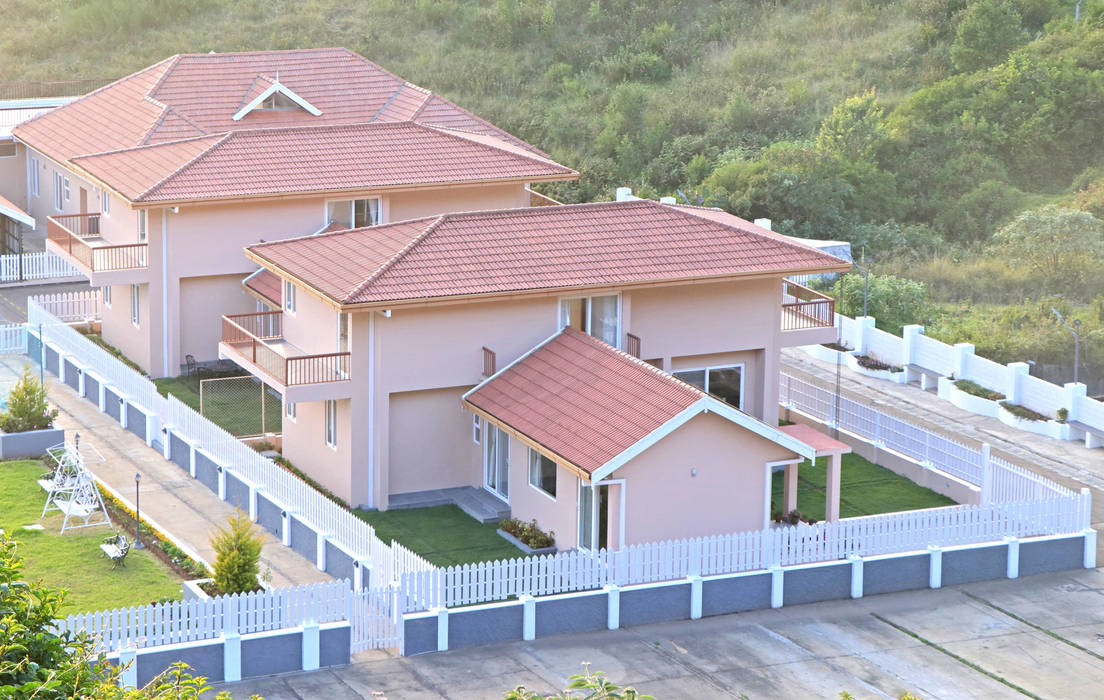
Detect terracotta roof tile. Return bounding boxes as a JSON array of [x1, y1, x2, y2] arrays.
[[12, 48, 567, 199], [464, 328, 704, 474], [72, 135, 226, 200], [248, 200, 851, 306], [243, 268, 282, 306]]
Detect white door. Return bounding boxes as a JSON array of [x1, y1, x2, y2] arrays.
[[483, 424, 509, 501]]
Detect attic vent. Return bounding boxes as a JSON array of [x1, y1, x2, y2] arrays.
[[232, 80, 322, 121]]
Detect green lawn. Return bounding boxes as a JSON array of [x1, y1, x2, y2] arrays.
[[154, 376, 281, 437], [771, 453, 956, 521], [0, 460, 183, 613], [354, 505, 524, 567]]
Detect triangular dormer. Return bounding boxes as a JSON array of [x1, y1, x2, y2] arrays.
[[232, 75, 322, 121]]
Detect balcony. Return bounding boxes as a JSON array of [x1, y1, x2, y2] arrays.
[[46, 213, 149, 286], [780, 280, 836, 345], [218, 311, 352, 403]]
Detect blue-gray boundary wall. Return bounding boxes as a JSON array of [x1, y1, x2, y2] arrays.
[[403, 534, 1088, 656]]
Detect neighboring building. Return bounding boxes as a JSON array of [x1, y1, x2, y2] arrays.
[[7, 48, 576, 376], [221, 198, 849, 547]]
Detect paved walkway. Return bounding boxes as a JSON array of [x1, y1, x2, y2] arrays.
[[30, 356, 331, 588], [217, 567, 1104, 699], [782, 348, 1104, 557]]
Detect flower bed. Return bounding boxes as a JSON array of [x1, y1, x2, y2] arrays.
[[846, 353, 908, 383], [955, 379, 1005, 401], [498, 518, 556, 554], [937, 376, 1001, 418], [800, 342, 854, 364], [996, 402, 1071, 439]]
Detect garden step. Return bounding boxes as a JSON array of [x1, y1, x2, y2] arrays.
[[388, 486, 510, 524]]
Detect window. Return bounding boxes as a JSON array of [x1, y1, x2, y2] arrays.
[[336, 311, 349, 353], [101, 189, 111, 215], [54, 172, 63, 211], [130, 284, 140, 326], [528, 448, 556, 498], [472, 414, 481, 444], [102, 285, 112, 308], [283, 280, 296, 314], [558, 294, 620, 347], [63, 177, 70, 202], [285, 400, 296, 421], [29, 156, 39, 197], [673, 364, 744, 409], [0, 141, 16, 158], [261, 91, 298, 111], [137, 209, 147, 243], [326, 198, 380, 229], [324, 400, 337, 448]]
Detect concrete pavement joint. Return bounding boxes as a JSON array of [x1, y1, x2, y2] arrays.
[[870, 613, 1042, 699], [961, 590, 1104, 663]]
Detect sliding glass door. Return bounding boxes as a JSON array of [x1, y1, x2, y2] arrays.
[[483, 424, 509, 501]]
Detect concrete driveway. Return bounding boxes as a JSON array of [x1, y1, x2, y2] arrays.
[[215, 567, 1104, 699]]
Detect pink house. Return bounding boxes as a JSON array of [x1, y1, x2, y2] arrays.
[[224, 199, 850, 549], [5, 48, 576, 376]]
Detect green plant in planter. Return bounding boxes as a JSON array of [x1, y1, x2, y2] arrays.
[[0, 368, 58, 433], [998, 401, 1049, 422], [210, 512, 264, 595], [1057, 407, 1069, 423]]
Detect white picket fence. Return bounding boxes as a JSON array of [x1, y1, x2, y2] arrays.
[[0, 251, 80, 282], [0, 322, 25, 354], [398, 493, 1089, 609], [830, 312, 1104, 441], [56, 580, 402, 653], [28, 289, 101, 322]]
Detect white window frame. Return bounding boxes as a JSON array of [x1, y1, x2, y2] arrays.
[[483, 423, 510, 503], [672, 363, 746, 410], [283, 280, 296, 315], [54, 172, 63, 211], [324, 399, 337, 449], [577, 478, 626, 552], [137, 209, 147, 243], [63, 177, 70, 202], [285, 400, 296, 422], [29, 156, 39, 197], [557, 293, 622, 349], [101, 189, 111, 216], [0, 141, 16, 158], [323, 197, 382, 229], [130, 284, 140, 327], [528, 448, 557, 501], [472, 414, 481, 445], [102, 285, 112, 308]]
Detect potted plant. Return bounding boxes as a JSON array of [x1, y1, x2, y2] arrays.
[[0, 368, 64, 458]]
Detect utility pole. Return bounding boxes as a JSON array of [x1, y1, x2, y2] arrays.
[[1052, 307, 1082, 385]]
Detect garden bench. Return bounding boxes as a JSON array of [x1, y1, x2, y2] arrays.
[[906, 364, 942, 391], [1070, 420, 1104, 449], [100, 534, 130, 568]]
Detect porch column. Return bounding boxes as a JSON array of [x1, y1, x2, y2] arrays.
[[825, 453, 842, 522], [783, 463, 799, 515]]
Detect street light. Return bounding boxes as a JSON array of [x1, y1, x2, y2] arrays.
[[852, 260, 872, 318], [1051, 307, 1082, 385], [134, 472, 145, 549]]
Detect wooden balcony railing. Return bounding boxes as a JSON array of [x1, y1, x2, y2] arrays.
[[47, 214, 148, 272], [625, 333, 641, 359], [221, 311, 350, 387], [482, 347, 496, 377], [781, 280, 835, 331]]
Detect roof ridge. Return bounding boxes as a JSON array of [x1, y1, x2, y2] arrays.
[[70, 131, 225, 161], [414, 91, 549, 157], [138, 102, 171, 146], [369, 84, 405, 123], [135, 132, 233, 201], [342, 215, 447, 303], [415, 123, 574, 174], [668, 204, 845, 261], [407, 85, 434, 120], [146, 54, 183, 101]]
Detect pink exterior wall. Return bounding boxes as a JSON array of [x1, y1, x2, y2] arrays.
[[387, 183, 529, 222], [179, 274, 257, 363], [503, 434, 580, 551], [282, 396, 354, 502], [388, 387, 480, 495], [616, 411, 795, 545], [670, 349, 765, 419], [0, 143, 26, 210], [101, 282, 152, 372]]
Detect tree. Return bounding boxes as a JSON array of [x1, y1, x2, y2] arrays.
[[211, 512, 265, 595], [0, 534, 252, 699], [990, 206, 1104, 284], [0, 367, 58, 433], [816, 89, 890, 163], [835, 274, 928, 335], [951, 0, 1025, 72]]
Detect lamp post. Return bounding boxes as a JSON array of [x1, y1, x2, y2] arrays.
[[1052, 307, 1082, 385], [134, 472, 145, 549]]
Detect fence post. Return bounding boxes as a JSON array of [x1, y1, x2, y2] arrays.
[[901, 324, 922, 369], [57, 351, 66, 385], [162, 427, 171, 461], [849, 555, 864, 599], [436, 607, 450, 652], [770, 565, 784, 608], [605, 584, 620, 630], [1006, 362, 1030, 405], [119, 397, 128, 430], [1005, 537, 1019, 579], [217, 466, 226, 501], [1064, 382, 1087, 423], [188, 443, 196, 479], [354, 561, 372, 592], [98, 378, 106, 412], [248, 485, 260, 522], [953, 342, 974, 379], [282, 510, 294, 547], [522, 595, 536, 640], [1085, 529, 1098, 569], [118, 647, 138, 688], [145, 412, 155, 448], [301, 621, 320, 672], [223, 631, 241, 683], [854, 316, 875, 355], [688, 575, 703, 619], [928, 545, 942, 589], [979, 444, 992, 506], [316, 531, 327, 571], [77, 367, 85, 397]]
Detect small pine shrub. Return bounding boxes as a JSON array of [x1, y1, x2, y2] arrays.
[[0, 368, 58, 433], [210, 512, 264, 595]]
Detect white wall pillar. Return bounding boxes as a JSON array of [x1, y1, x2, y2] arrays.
[[316, 532, 327, 571], [953, 342, 974, 379], [689, 576, 703, 620], [354, 561, 372, 592], [301, 622, 320, 672], [979, 443, 992, 506], [770, 565, 784, 608], [223, 632, 241, 683], [119, 398, 128, 429], [521, 595, 536, 640], [162, 427, 172, 460], [217, 465, 226, 500], [1085, 529, 1098, 569], [77, 367, 85, 397], [117, 647, 137, 689], [188, 443, 196, 478], [436, 607, 450, 652], [1005, 537, 1020, 579], [282, 510, 294, 547], [98, 380, 106, 412], [928, 545, 943, 589], [901, 325, 923, 369], [1064, 382, 1087, 422], [57, 351, 66, 384], [248, 485, 260, 521], [853, 316, 876, 355], [145, 412, 155, 448], [849, 555, 864, 598], [605, 584, 620, 629], [1006, 362, 1030, 405]]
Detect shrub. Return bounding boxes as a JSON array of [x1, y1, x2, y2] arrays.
[[954, 379, 1005, 401], [0, 368, 58, 433], [210, 512, 264, 595], [856, 355, 903, 373], [999, 401, 1050, 422], [1057, 407, 1069, 423], [499, 518, 555, 549], [249, 440, 275, 453]]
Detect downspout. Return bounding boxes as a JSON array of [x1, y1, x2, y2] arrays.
[[367, 310, 375, 509], [161, 208, 170, 377]]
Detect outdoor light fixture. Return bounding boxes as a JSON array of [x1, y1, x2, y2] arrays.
[[1052, 308, 1082, 386], [134, 472, 145, 549]]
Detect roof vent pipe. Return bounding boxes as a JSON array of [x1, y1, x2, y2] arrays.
[[754, 218, 772, 230]]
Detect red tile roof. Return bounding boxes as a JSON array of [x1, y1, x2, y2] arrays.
[[243, 269, 282, 307], [778, 424, 852, 456], [464, 328, 705, 474], [13, 48, 571, 202], [247, 199, 851, 306]]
